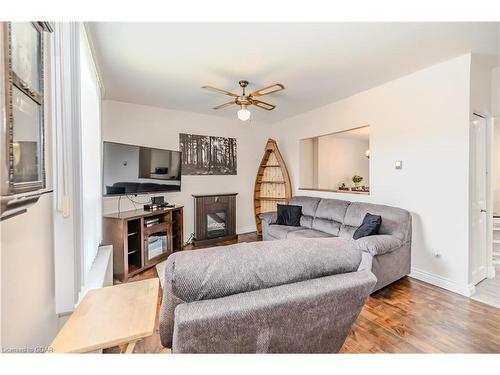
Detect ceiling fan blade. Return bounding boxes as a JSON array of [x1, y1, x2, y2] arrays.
[[252, 99, 276, 111], [250, 83, 284, 97], [213, 101, 236, 110], [201, 85, 239, 97]]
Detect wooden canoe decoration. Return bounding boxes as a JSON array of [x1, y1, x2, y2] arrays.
[[254, 138, 292, 237]]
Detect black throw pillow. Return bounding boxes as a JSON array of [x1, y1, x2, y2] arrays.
[[276, 204, 302, 226], [353, 213, 382, 240]]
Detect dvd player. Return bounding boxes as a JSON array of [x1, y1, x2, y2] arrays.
[[143, 203, 175, 211]]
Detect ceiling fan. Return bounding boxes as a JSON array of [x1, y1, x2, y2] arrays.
[[201, 80, 285, 121]]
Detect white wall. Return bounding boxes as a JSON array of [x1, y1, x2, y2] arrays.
[[1, 195, 58, 350], [271, 54, 473, 295], [299, 138, 314, 188], [470, 55, 494, 115], [0, 29, 59, 349], [102, 100, 270, 239], [317, 135, 369, 189], [492, 66, 500, 117]]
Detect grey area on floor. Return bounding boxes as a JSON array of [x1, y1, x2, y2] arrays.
[[471, 264, 500, 308]]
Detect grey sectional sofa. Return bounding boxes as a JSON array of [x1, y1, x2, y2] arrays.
[[159, 240, 376, 353], [260, 196, 412, 291]]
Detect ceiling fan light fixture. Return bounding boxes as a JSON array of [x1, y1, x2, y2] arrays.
[[202, 80, 284, 120], [237, 105, 251, 121]]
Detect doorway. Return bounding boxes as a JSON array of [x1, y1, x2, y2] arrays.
[[470, 114, 500, 307], [470, 113, 489, 286]]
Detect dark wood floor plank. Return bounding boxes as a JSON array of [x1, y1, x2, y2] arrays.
[[105, 232, 500, 353]]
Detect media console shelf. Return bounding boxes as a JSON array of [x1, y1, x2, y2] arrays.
[[103, 206, 184, 282]]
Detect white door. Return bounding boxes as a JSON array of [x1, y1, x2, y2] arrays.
[[470, 114, 489, 285]]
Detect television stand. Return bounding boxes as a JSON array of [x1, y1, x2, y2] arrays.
[[103, 205, 184, 282]]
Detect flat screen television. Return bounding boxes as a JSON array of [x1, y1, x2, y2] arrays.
[[102, 141, 182, 196]]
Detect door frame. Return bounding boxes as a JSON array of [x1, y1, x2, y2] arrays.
[[469, 111, 494, 295], [484, 113, 495, 280], [488, 115, 499, 279]]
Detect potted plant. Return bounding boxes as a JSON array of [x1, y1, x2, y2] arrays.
[[352, 175, 363, 188]]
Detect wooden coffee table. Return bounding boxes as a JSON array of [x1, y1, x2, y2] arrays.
[[50, 278, 159, 353]]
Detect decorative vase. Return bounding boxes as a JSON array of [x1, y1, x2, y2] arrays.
[[354, 181, 362, 188]]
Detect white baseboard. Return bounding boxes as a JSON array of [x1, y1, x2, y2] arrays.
[[488, 264, 496, 278], [237, 225, 257, 235], [410, 267, 471, 297], [468, 283, 476, 296]]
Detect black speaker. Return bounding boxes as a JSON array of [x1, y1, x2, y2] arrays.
[[151, 196, 165, 205]]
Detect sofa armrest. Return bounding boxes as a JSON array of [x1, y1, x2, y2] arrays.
[[172, 270, 377, 353], [259, 211, 277, 225], [352, 235, 403, 256]]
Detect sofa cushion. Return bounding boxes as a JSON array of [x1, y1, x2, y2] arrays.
[[267, 224, 302, 240], [300, 215, 314, 228], [340, 202, 411, 243], [310, 218, 341, 236], [339, 224, 357, 239], [288, 197, 321, 230], [289, 196, 321, 217], [311, 198, 350, 236], [315, 198, 350, 223], [286, 228, 334, 239], [352, 235, 403, 256]]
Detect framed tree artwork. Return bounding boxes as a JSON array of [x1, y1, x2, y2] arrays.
[[179, 133, 237, 175]]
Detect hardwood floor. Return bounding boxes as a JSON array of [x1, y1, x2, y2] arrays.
[[107, 232, 500, 354]]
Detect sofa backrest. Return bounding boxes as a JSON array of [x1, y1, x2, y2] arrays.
[[289, 196, 321, 228], [290, 196, 411, 243], [311, 198, 350, 236], [339, 202, 411, 243], [159, 238, 362, 348]]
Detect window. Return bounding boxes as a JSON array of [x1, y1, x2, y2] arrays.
[[299, 126, 370, 194], [1, 22, 53, 220], [52, 23, 105, 312], [2, 22, 49, 196], [79, 26, 103, 279]]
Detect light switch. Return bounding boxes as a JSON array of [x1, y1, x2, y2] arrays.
[[395, 160, 403, 170]]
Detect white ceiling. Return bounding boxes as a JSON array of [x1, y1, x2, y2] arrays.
[[304, 125, 370, 141], [87, 22, 500, 123]]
